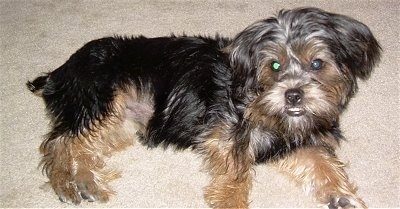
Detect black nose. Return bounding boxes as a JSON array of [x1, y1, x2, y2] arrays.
[[285, 89, 303, 105]]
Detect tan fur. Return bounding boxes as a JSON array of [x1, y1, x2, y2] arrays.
[[40, 87, 144, 203], [31, 9, 378, 206], [200, 128, 253, 209], [272, 146, 366, 208]]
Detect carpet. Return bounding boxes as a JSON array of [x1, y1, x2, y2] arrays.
[[1, 0, 398, 207]]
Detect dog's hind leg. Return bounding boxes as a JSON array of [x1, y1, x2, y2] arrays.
[[39, 88, 143, 204], [27, 37, 156, 204], [272, 146, 366, 208]]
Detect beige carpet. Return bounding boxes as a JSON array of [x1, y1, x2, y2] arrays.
[[1, 0, 399, 208]]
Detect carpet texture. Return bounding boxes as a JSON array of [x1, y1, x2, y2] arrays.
[[0, 0, 399, 208]]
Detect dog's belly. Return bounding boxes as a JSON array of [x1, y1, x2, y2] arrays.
[[124, 89, 154, 129]]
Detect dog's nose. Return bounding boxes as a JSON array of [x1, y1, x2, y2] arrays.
[[285, 89, 303, 105]]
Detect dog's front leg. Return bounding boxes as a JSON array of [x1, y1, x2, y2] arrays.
[[273, 146, 366, 208], [200, 136, 253, 209]]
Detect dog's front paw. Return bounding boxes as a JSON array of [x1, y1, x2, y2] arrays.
[[325, 196, 367, 209]]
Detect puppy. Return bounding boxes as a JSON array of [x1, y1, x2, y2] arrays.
[[27, 7, 381, 208]]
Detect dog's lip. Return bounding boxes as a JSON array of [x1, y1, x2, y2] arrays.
[[285, 107, 305, 117]]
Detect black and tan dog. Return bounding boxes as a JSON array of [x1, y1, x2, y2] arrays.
[[27, 7, 381, 208]]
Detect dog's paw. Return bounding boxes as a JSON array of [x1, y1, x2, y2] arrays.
[[325, 196, 367, 209], [77, 179, 112, 203], [52, 178, 83, 205], [54, 180, 111, 205], [51, 171, 112, 204]]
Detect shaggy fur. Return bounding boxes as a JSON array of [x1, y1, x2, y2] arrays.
[[27, 7, 381, 208]]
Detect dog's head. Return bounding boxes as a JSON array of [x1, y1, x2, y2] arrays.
[[229, 7, 381, 134]]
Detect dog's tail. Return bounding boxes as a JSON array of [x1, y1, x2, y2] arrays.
[[26, 74, 49, 96]]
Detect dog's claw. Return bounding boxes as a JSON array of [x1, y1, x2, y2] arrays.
[[52, 178, 111, 204], [326, 196, 366, 209], [338, 197, 351, 207], [80, 191, 96, 202]]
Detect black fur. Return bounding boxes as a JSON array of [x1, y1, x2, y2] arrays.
[[28, 35, 235, 150], [27, 8, 382, 163], [27, 7, 381, 206], [229, 7, 381, 102]]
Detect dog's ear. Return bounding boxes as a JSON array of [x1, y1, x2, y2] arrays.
[[330, 13, 382, 80], [228, 19, 278, 99]]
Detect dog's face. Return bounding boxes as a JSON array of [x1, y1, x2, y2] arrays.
[[229, 8, 381, 135]]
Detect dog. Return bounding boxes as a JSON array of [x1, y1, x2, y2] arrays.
[[27, 7, 381, 208]]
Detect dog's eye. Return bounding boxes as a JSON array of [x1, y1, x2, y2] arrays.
[[271, 60, 281, 72], [311, 59, 323, 70]]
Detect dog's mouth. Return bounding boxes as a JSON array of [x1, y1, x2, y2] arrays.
[[285, 106, 305, 117]]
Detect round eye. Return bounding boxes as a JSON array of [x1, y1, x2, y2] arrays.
[[271, 60, 281, 72], [311, 59, 323, 70]]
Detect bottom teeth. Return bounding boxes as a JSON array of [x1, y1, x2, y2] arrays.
[[288, 107, 302, 111], [286, 107, 305, 117]]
